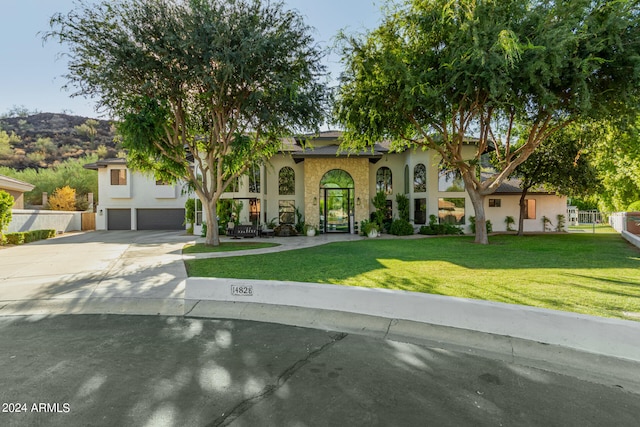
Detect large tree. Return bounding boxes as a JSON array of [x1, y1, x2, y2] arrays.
[[512, 123, 600, 235], [587, 116, 640, 212], [46, 0, 328, 245], [336, 0, 640, 244]]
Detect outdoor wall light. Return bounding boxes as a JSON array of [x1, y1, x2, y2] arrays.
[[357, 197, 361, 206], [313, 197, 317, 206], [99, 209, 103, 216]]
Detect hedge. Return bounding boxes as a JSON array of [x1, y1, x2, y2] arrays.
[[2, 229, 56, 246]]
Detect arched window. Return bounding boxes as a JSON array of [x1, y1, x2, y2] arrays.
[[376, 167, 392, 194], [278, 166, 295, 195], [414, 163, 426, 193]]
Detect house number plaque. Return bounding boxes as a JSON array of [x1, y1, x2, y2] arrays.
[[231, 285, 253, 296]]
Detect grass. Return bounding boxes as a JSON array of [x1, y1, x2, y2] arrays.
[[184, 234, 640, 321], [182, 242, 280, 254], [568, 224, 617, 234]]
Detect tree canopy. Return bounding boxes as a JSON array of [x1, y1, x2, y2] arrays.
[[336, 0, 640, 243], [46, 0, 329, 245]]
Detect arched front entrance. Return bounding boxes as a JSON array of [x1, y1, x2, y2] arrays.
[[319, 169, 354, 233]]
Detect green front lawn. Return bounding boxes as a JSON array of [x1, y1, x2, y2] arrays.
[[183, 242, 280, 254], [184, 234, 640, 321]]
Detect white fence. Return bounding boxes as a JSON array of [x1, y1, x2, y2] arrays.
[[8, 209, 83, 234]]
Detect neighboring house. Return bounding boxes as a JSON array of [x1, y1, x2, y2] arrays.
[[84, 158, 188, 230], [85, 132, 567, 233], [0, 174, 35, 209]]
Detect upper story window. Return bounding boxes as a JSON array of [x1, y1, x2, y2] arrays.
[[376, 167, 392, 195], [414, 164, 426, 193], [438, 161, 464, 192], [249, 164, 261, 193], [224, 177, 240, 193], [155, 179, 170, 186], [110, 169, 127, 186], [404, 165, 409, 194], [279, 166, 295, 195]]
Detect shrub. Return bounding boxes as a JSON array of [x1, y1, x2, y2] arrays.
[[390, 218, 414, 236], [419, 215, 463, 235], [184, 198, 196, 232], [4, 229, 56, 245], [0, 190, 13, 241], [48, 185, 77, 211], [542, 216, 553, 232], [504, 216, 515, 232], [556, 214, 566, 232], [396, 194, 410, 222], [5, 232, 25, 245], [360, 219, 379, 236], [372, 190, 388, 229], [469, 216, 492, 234]]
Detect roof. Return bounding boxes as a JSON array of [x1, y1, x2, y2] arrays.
[[288, 130, 390, 162], [492, 177, 556, 195], [83, 158, 127, 170], [0, 174, 35, 192]]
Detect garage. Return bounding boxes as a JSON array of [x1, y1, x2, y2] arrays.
[[136, 209, 185, 230], [107, 209, 131, 230]]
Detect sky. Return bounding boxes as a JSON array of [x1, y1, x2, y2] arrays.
[[0, 0, 384, 119]]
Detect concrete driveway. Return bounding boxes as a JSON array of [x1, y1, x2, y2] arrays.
[[0, 231, 194, 314]]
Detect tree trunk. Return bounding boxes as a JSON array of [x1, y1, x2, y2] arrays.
[[467, 188, 489, 244], [203, 199, 220, 246], [517, 187, 529, 236]]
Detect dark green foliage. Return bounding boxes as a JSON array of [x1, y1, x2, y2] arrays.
[[5, 232, 25, 245], [396, 193, 410, 222], [372, 191, 388, 229], [45, 0, 329, 245], [336, 0, 640, 243], [0, 190, 13, 238], [360, 219, 379, 236], [505, 216, 515, 232], [389, 219, 414, 236], [470, 216, 493, 234], [419, 215, 463, 235], [2, 229, 55, 245]]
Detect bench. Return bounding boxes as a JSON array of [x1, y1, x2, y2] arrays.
[[230, 224, 258, 239]]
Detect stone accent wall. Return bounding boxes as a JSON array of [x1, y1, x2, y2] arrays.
[[303, 158, 371, 231]]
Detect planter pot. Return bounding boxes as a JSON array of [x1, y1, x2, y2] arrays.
[[306, 229, 316, 237], [367, 230, 378, 238]]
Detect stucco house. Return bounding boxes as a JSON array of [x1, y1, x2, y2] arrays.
[[85, 131, 567, 233], [0, 174, 35, 209]]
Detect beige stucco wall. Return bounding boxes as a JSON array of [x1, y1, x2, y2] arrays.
[[303, 157, 371, 229], [5, 189, 25, 209]]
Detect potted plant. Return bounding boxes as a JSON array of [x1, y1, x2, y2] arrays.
[[361, 220, 379, 238], [304, 223, 317, 237]]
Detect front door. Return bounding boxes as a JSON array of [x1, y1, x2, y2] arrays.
[[320, 188, 352, 233]]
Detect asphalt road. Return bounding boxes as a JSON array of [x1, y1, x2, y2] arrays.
[[1, 314, 639, 427]]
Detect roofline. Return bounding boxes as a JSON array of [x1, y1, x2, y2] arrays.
[[0, 175, 35, 192], [83, 158, 127, 170]]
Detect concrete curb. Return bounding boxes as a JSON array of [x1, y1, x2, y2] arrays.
[[185, 277, 640, 363], [622, 230, 640, 249]]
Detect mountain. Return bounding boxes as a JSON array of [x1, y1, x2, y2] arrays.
[[0, 113, 118, 170]]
